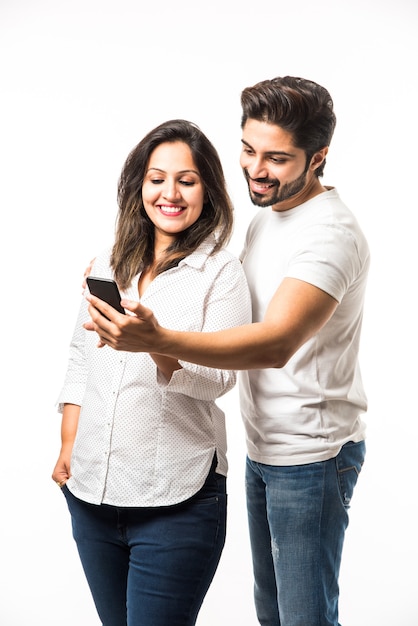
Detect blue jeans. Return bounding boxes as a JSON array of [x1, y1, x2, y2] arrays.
[[246, 440, 365, 626], [62, 459, 226, 626]]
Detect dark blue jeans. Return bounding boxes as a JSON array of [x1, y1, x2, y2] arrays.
[[63, 460, 226, 626], [246, 440, 366, 626]]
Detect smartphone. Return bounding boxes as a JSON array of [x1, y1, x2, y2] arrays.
[[86, 276, 125, 315]]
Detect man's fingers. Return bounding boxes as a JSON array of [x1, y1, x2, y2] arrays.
[[83, 293, 156, 352], [86, 294, 117, 320], [120, 299, 151, 320]]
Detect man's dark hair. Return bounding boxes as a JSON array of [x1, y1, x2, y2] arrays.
[[240, 76, 336, 177]]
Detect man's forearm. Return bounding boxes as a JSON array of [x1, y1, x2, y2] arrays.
[[154, 322, 289, 370]]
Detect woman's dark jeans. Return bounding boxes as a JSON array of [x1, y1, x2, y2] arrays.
[[63, 459, 226, 626]]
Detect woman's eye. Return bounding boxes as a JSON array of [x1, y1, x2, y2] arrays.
[[180, 180, 194, 186], [150, 179, 164, 184]]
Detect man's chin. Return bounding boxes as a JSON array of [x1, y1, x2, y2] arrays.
[[250, 192, 275, 208]]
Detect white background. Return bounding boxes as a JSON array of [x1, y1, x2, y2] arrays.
[[1, 1, 417, 624]]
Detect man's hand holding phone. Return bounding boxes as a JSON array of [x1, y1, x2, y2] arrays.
[[84, 289, 160, 353]]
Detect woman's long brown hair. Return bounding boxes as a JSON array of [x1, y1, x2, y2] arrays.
[[111, 119, 234, 289]]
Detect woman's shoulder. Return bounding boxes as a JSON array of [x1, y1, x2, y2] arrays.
[[89, 246, 113, 277], [201, 238, 241, 266]]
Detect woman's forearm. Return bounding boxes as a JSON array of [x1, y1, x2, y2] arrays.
[[61, 403, 81, 451]]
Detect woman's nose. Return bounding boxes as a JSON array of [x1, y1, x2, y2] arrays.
[[162, 181, 181, 201]]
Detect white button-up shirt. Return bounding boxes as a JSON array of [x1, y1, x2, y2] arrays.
[[57, 236, 251, 507]]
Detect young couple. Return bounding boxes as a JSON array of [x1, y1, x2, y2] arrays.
[[53, 76, 369, 626]]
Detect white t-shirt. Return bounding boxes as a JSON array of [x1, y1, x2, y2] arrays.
[[239, 188, 370, 466], [57, 236, 252, 507]]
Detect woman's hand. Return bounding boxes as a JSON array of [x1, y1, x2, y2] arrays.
[[51, 453, 71, 488]]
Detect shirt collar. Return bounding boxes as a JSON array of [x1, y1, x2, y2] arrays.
[[179, 234, 218, 269]]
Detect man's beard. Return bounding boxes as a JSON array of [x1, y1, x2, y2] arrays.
[[245, 167, 309, 208]]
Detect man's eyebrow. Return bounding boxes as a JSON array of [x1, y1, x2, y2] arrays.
[[241, 138, 296, 158]]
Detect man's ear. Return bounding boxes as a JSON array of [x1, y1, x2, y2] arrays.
[[309, 147, 328, 172]]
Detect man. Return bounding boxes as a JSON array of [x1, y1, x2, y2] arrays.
[[85, 76, 370, 626]]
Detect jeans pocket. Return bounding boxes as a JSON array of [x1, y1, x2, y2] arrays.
[[336, 440, 365, 508]]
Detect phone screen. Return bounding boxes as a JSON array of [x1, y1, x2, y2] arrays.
[[86, 276, 125, 315]]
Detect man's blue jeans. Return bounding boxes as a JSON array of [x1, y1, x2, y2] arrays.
[[246, 440, 365, 626], [62, 459, 226, 626]]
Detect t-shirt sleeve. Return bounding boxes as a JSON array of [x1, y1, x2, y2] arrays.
[[285, 224, 362, 302]]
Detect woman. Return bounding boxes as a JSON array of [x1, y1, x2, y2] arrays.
[[52, 119, 251, 626]]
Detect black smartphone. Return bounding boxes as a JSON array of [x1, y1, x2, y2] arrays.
[[86, 276, 125, 315]]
